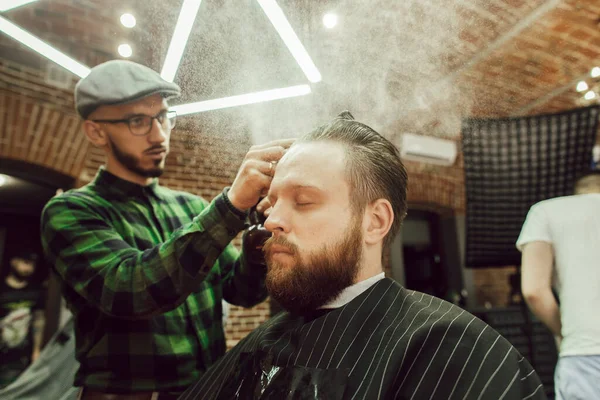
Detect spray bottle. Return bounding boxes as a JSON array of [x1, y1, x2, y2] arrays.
[[241, 205, 271, 267]]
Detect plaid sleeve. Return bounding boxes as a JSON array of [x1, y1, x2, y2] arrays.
[[40, 192, 246, 319]]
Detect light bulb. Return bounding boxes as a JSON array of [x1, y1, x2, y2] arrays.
[[120, 13, 136, 28], [584, 91, 596, 100], [323, 13, 338, 29], [577, 81, 589, 92], [118, 44, 132, 58]]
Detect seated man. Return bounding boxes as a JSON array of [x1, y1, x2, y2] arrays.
[[180, 112, 546, 400]]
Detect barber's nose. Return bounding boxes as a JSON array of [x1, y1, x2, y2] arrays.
[[148, 119, 168, 143]]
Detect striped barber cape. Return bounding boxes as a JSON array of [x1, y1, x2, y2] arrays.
[[180, 278, 546, 399]]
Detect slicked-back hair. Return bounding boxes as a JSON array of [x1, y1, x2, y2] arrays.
[[300, 111, 408, 250], [574, 170, 600, 194]]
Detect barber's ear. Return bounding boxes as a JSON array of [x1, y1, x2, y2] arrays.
[[363, 199, 394, 246], [83, 120, 108, 147]]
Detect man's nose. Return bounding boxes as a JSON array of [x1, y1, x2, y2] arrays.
[[147, 119, 168, 143], [264, 205, 290, 234]]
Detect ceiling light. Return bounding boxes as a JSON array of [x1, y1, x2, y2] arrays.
[[170, 84, 311, 115], [160, 0, 202, 82], [584, 91, 596, 100], [323, 13, 338, 29], [0, 0, 37, 12], [592, 67, 600, 78], [118, 43, 132, 58], [0, 16, 90, 77], [577, 81, 588, 92], [257, 0, 322, 83], [0, 174, 8, 187], [120, 13, 136, 28]]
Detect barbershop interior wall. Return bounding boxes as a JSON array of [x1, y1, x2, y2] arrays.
[[4, 0, 600, 343], [0, 60, 514, 348], [1, 58, 544, 348]]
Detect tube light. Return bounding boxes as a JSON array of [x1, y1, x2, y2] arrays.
[[160, 0, 202, 83], [257, 0, 322, 83], [170, 84, 311, 115], [0, 16, 90, 78], [0, 0, 37, 12]]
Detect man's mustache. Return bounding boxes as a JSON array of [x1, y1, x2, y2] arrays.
[[263, 236, 299, 257], [144, 146, 168, 154]]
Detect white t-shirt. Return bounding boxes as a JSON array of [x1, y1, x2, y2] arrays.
[[517, 194, 600, 357]]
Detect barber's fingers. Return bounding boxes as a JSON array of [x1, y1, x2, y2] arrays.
[[228, 160, 275, 211], [247, 159, 277, 178], [244, 139, 296, 163], [245, 146, 286, 165], [256, 197, 272, 214], [250, 138, 296, 151], [263, 206, 273, 218], [228, 141, 291, 211]]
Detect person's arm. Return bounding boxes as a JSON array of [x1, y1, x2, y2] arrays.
[[31, 309, 44, 362], [521, 241, 561, 337], [41, 192, 245, 319]]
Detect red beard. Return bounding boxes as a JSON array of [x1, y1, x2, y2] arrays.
[[263, 219, 363, 315]]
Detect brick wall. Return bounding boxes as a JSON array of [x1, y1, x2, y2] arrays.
[[2, 0, 600, 346]]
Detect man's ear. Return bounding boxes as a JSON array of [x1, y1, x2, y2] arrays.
[[83, 120, 108, 147], [363, 199, 394, 246]]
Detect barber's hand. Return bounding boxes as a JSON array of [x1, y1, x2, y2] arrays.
[[228, 139, 295, 211], [255, 197, 272, 217]]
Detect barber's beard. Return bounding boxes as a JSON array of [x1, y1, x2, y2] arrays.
[[109, 137, 164, 178], [263, 219, 363, 315]]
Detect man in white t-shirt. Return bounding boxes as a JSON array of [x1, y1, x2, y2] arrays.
[[517, 171, 600, 400]]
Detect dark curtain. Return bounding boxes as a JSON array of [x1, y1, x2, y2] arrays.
[[462, 105, 599, 268]]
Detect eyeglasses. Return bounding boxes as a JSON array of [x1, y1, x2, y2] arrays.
[[92, 110, 177, 136]]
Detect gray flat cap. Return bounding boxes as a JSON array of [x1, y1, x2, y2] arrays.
[[75, 60, 181, 119]]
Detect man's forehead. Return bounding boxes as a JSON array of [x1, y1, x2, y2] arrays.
[[94, 94, 167, 117], [281, 141, 345, 165], [273, 141, 347, 190]]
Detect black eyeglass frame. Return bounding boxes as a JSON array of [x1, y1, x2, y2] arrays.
[[92, 110, 177, 136]]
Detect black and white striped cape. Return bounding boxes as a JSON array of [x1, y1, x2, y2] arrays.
[[180, 278, 546, 399]]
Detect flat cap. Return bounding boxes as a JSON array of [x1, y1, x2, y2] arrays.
[[75, 60, 181, 119]]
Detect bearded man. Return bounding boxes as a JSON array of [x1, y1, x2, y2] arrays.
[[41, 60, 290, 399], [179, 112, 547, 400]]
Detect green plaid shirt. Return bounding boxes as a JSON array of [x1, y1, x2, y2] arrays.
[[40, 168, 267, 393]]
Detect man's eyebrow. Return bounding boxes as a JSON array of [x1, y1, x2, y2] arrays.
[[121, 109, 168, 119], [290, 184, 323, 191], [121, 113, 145, 119], [268, 183, 322, 198]]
